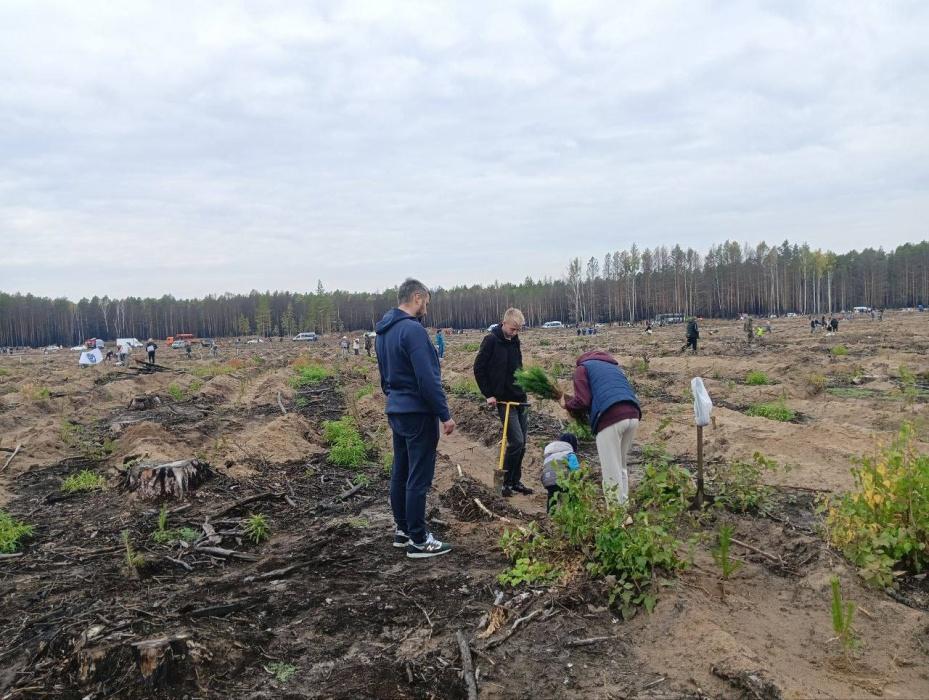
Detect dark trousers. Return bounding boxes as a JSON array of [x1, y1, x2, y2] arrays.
[[546, 485, 565, 514], [388, 413, 439, 545], [682, 337, 697, 353], [147, 351, 155, 364], [496, 404, 529, 487]]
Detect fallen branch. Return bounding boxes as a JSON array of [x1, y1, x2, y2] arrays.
[[473, 498, 529, 535], [165, 556, 192, 571], [730, 537, 783, 564], [276, 391, 287, 415], [567, 636, 614, 647], [1, 444, 22, 473], [243, 560, 313, 583], [482, 607, 544, 650], [194, 546, 260, 561], [185, 600, 254, 618], [456, 630, 479, 700], [0, 552, 24, 560], [210, 491, 283, 519]]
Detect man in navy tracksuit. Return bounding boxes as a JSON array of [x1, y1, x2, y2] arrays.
[[559, 350, 641, 504], [376, 279, 456, 559]]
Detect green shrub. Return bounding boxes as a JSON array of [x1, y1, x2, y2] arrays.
[[498, 557, 561, 586], [745, 370, 770, 386], [745, 400, 795, 422], [266, 662, 297, 683], [634, 459, 695, 516], [831, 345, 849, 356], [461, 342, 480, 353], [167, 383, 184, 401], [290, 364, 330, 389], [61, 470, 107, 494], [355, 383, 375, 400], [823, 424, 929, 587], [713, 452, 781, 513], [0, 510, 33, 553]]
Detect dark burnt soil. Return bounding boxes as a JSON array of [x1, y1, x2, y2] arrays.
[[0, 452, 677, 699]]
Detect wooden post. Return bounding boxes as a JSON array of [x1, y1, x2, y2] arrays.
[[695, 424, 704, 508]]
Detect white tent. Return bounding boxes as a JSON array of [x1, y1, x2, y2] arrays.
[[79, 348, 103, 366]]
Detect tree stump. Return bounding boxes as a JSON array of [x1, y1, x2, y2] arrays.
[[128, 394, 161, 410], [127, 459, 210, 499], [78, 633, 209, 688]]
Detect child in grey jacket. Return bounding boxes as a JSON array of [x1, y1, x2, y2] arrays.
[[540, 432, 580, 513]]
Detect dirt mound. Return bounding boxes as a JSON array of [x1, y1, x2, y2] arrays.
[[196, 374, 241, 404], [236, 414, 324, 464]]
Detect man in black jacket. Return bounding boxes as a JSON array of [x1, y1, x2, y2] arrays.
[[473, 308, 533, 497], [680, 317, 699, 354]]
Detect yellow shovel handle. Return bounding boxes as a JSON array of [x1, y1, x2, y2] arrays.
[[497, 402, 522, 471]]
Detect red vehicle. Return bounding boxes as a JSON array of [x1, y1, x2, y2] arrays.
[[166, 333, 195, 345]]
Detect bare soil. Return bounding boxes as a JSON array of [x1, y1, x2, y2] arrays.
[[1, 314, 928, 698]]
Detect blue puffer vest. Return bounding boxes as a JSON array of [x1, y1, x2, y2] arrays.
[[582, 359, 640, 434]]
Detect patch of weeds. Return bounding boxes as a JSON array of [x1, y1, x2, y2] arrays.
[[898, 365, 919, 404], [382, 451, 393, 476], [827, 387, 877, 399], [189, 378, 204, 394], [461, 342, 480, 353], [353, 473, 371, 487], [0, 510, 34, 553], [634, 458, 695, 516], [290, 364, 330, 389], [191, 363, 237, 379], [167, 383, 184, 402], [152, 505, 200, 544], [498, 523, 563, 586], [0, 367, 9, 376], [745, 399, 795, 422], [713, 452, 783, 513], [822, 424, 929, 588], [538, 339, 551, 347], [243, 513, 271, 544], [266, 662, 297, 684], [498, 557, 561, 586], [831, 345, 849, 356], [61, 470, 107, 494], [745, 370, 770, 386], [323, 416, 368, 468], [355, 383, 375, 400], [806, 373, 827, 396], [21, 384, 50, 401], [347, 517, 369, 528], [449, 377, 482, 398], [655, 416, 673, 441]]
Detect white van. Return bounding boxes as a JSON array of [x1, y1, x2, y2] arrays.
[[116, 337, 144, 349], [542, 321, 564, 329]]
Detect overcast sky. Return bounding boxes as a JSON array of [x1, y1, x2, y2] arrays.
[[2, 1, 928, 300]]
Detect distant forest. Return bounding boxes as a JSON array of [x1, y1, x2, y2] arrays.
[[2, 239, 928, 347]]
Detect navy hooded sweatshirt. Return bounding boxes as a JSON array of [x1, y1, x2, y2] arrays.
[[375, 308, 451, 422]]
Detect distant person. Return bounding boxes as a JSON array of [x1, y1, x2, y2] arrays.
[[644, 320, 652, 335], [118, 343, 128, 365], [830, 317, 839, 333], [540, 432, 580, 514], [146, 339, 157, 364], [810, 317, 816, 334], [743, 316, 753, 343], [375, 278, 455, 559], [821, 315, 827, 329], [435, 329, 445, 362], [474, 308, 532, 497], [364, 333, 373, 357], [680, 317, 699, 354], [353, 338, 360, 356], [559, 350, 641, 504], [186, 342, 192, 359], [340, 336, 349, 358], [878, 309, 884, 321]]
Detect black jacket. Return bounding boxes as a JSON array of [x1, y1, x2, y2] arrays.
[[473, 326, 527, 403], [686, 319, 699, 339]]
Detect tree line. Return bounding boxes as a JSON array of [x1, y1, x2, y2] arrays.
[[2, 239, 927, 347]]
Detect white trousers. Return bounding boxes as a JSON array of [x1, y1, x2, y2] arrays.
[[595, 418, 639, 504]]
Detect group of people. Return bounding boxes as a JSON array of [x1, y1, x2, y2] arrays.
[[810, 315, 839, 334], [340, 334, 375, 358], [375, 279, 641, 560]]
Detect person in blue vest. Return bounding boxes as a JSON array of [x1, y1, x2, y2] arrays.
[[435, 328, 446, 362], [558, 350, 641, 504]]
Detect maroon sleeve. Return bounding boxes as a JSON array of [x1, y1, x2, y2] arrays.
[[563, 365, 591, 413]]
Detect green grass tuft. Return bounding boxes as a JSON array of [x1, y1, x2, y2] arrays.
[[0, 510, 34, 553], [745, 400, 795, 422], [61, 470, 107, 493], [744, 370, 770, 386]]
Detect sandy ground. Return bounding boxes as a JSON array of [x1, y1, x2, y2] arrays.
[[0, 312, 927, 698]]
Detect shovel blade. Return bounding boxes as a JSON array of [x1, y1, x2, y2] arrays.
[[493, 469, 506, 496]]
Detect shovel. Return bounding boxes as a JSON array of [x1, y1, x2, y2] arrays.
[[494, 401, 525, 495]]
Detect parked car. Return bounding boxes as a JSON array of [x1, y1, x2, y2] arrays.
[[171, 339, 189, 349], [541, 321, 564, 329], [486, 323, 499, 332], [292, 332, 319, 342], [786, 312, 798, 318], [200, 338, 215, 347]]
